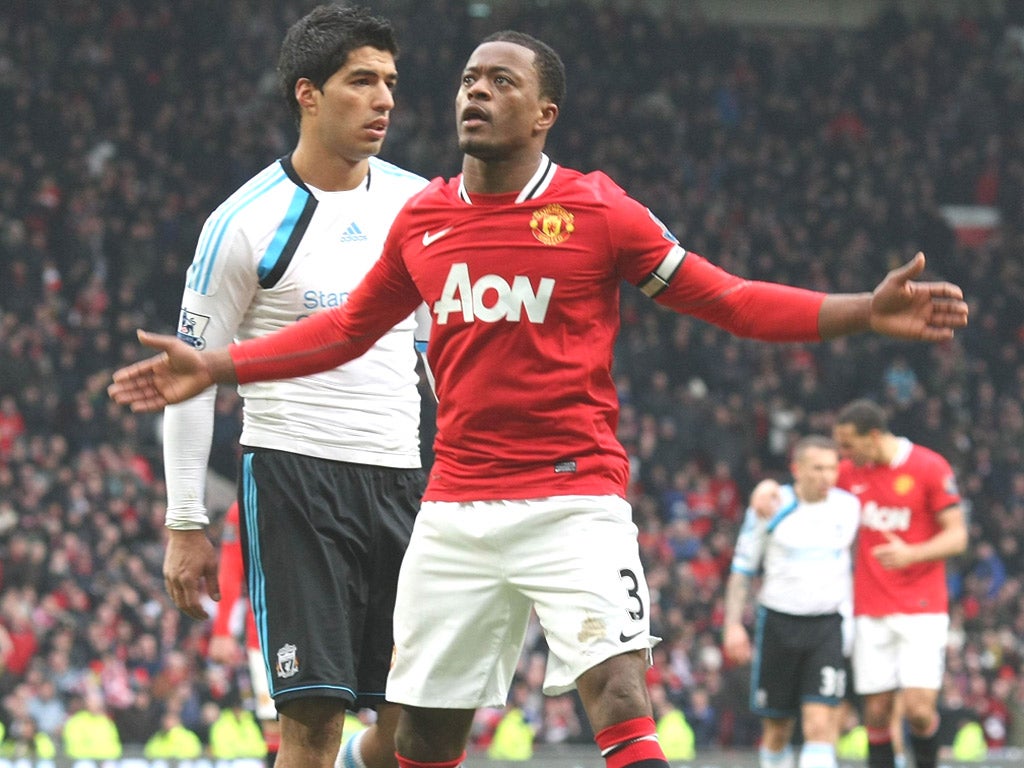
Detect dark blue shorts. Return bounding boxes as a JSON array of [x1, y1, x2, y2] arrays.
[[238, 448, 423, 710], [750, 606, 846, 718]]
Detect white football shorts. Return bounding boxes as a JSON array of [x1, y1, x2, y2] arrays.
[[852, 613, 948, 694], [386, 495, 658, 708]]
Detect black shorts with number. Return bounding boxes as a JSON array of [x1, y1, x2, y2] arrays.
[[238, 448, 423, 710], [749, 606, 846, 718]]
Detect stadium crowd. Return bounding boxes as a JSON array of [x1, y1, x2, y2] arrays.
[[0, 0, 1022, 759]]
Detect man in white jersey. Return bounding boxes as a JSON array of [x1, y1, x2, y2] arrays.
[[160, 7, 429, 768], [723, 436, 860, 768]]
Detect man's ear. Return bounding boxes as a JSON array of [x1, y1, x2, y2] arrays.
[[295, 77, 319, 114], [537, 100, 559, 131]]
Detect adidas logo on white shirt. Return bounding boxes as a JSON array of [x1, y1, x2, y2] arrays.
[[340, 222, 368, 242]]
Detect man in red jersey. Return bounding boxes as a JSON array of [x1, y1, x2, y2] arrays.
[[109, 31, 968, 768], [833, 399, 967, 768]]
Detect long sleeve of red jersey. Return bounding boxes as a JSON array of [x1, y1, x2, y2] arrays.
[[231, 250, 421, 384], [657, 252, 826, 342]]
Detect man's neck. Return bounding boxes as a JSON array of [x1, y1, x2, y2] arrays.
[[876, 433, 901, 465], [461, 152, 545, 195], [291, 144, 370, 192]]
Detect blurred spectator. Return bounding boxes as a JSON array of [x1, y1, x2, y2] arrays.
[[650, 682, 696, 760], [208, 689, 267, 760], [24, 678, 65, 739], [0, 714, 57, 759], [113, 687, 163, 748], [61, 690, 123, 760], [143, 709, 204, 760], [684, 686, 719, 749]]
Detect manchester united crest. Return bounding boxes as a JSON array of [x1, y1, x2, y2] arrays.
[[893, 474, 915, 495], [530, 204, 575, 245]]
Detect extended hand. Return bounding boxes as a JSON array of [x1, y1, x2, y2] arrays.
[[723, 623, 752, 665], [870, 253, 969, 340], [108, 331, 218, 412]]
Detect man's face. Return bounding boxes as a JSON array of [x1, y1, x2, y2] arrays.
[[302, 45, 397, 163], [791, 445, 839, 503], [832, 423, 877, 466], [455, 41, 548, 160]]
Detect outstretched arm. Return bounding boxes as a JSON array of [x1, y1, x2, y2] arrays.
[[110, 253, 421, 412], [818, 252, 968, 340], [108, 331, 235, 412], [661, 251, 967, 343]]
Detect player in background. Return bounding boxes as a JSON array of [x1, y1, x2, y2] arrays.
[[159, 7, 430, 768], [208, 502, 279, 766], [723, 436, 860, 768], [832, 399, 968, 768], [110, 31, 969, 768]]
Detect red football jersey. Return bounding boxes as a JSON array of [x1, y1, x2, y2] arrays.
[[234, 161, 826, 502], [838, 438, 961, 616]]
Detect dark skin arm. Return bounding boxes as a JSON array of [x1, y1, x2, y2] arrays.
[[108, 252, 968, 412]]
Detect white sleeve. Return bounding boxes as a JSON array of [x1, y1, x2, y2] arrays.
[[730, 507, 768, 576], [163, 219, 258, 529], [163, 385, 218, 529], [413, 302, 437, 401]]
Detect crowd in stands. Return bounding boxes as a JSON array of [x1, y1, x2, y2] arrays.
[[1, 0, 1022, 759]]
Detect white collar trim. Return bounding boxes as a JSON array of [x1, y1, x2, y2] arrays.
[[890, 437, 913, 468], [457, 154, 556, 204]]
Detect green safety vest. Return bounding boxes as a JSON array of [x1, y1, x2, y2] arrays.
[[951, 721, 987, 762], [62, 711, 123, 759], [144, 724, 204, 759], [657, 709, 696, 760], [488, 708, 534, 761]]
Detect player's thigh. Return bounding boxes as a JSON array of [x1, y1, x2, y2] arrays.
[[523, 495, 657, 696], [750, 609, 802, 718], [852, 615, 899, 695], [797, 613, 847, 705], [894, 613, 947, 691], [387, 500, 534, 709]]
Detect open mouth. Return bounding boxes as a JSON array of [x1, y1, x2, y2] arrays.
[[460, 106, 489, 126]]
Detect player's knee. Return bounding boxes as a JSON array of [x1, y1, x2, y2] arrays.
[[395, 706, 474, 759], [901, 699, 937, 734], [278, 697, 348, 742], [577, 651, 652, 730]]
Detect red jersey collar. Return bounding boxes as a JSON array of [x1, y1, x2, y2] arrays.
[[457, 154, 556, 205]]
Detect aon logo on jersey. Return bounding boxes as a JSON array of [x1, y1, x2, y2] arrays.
[[434, 263, 554, 324], [861, 501, 911, 531]]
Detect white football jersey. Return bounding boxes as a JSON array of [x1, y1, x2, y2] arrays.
[[163, 156, 430, 526], [731, 484, 860, 616]]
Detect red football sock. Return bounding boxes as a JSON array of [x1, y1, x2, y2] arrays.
[[395, 751, 465, 768], [594, 716, 667, 768]]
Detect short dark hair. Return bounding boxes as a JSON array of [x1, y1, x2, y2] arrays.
[[481, 30, 565, 105], [278, 4, 398, 124], [835, 398, 889, 435], [792, 434, 838, 461]]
